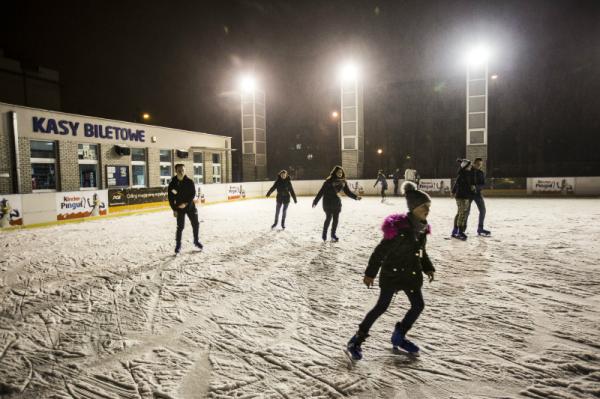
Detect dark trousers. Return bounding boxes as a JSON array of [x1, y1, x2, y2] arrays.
[[176, 205, 199, 243], [323, 210, 340, 237], [274, 201, 289, 226], [380, 187, 387, 199], [468, 195, 486, 230], [393, 182, 399, 196], [359, 286, 425, 336]]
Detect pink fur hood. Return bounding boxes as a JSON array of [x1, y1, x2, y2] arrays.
[[381, 213, 431, 240]]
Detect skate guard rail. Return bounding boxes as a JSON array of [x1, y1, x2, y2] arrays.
[[1, 176, 599, 228]]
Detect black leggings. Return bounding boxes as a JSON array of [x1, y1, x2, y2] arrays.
[[323, 210, 340, 238], [381, 187, 386, 199], [274, 201, 289, 226], [359, 286, 425, 336]]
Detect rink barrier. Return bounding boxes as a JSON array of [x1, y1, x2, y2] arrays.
[[1, 176, 599, 229]]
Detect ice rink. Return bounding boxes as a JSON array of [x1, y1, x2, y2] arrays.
[[1, 197, 599, 399]]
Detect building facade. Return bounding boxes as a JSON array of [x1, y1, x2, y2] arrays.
[[0, 102, 232, 195]]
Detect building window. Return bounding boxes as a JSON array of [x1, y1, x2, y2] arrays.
[[131, 148, 146, 187], [30, 140, 57, 191], [212, 153, 221, 183], [193, 152, 204, 184], [78, 144, 98, 189], [160, 149, 172, 186]]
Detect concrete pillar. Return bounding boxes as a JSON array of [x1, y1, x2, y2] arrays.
[[466, 62, 489, 171], [241, 89, 267, 181], [341, 77, 364, 178]]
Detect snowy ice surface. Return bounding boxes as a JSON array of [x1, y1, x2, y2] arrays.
[[0, 197, 599, 399]]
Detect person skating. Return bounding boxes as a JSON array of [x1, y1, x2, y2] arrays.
[[312, 165, 362, 242], [469, 158, 491, 236], [392, 168, 401, 196], [374, 170, 388, 202], [451, 159, 475, 240], [346, 181, 435, 360], [266, 170, 297, 229], [168, 164, 202, 254]]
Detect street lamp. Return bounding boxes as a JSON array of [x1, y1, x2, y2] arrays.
[[340, 62, 359, 82], [239, 75, 256, 93]]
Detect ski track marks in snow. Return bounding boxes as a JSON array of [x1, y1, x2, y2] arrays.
[[0, 198, 599, 398]]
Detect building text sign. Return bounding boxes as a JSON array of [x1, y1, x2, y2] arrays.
[[32, 117, 146, 142]]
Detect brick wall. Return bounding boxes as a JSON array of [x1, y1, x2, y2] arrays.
[[18, 138, 32, 193], [205, 152, 214, 183], [148, 148, 161, 187], [58, 141, 79, 191], [0, 116, 13, 194]]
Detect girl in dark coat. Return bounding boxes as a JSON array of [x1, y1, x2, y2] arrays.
[[374, 170, 388, 202], [312, 165, 362, 242], [346, 181, 435, 360], [266, 170, 297, 229], [451, 159, 476, 240]]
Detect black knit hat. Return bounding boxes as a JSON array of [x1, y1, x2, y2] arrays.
[[401, 181, 431, 210]]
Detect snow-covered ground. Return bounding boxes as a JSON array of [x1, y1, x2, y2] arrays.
[[0, 197, 599, 399]]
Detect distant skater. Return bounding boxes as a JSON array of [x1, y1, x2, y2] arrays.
[[346, 181, 435, 360], [392, 168, 401, 196], [451, 159, 475, 240], [312, 165, 362, 242], [469, 158, 491, 236], [168, 164, 202, 254], [374, 170, 388, 202], [266, 170, 297, 229]]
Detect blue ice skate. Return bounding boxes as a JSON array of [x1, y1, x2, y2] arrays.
[[346, 332, 367, 361], [391, 325, 420, 355]]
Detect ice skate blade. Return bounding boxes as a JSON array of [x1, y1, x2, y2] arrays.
[[343, 348, 360, 364], [392, 346, 420, 357]]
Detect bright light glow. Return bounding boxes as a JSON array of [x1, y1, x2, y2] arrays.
[[466, 45, 491, 66], [142, 113, 150, 120], [491, 74, 498, 80], [377, 148, 383, 155], [239, 75, 257, 92], [340, 62, 359, 81], [332, 111, 339, 118]]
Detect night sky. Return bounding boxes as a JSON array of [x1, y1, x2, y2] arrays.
[[2, 0, 599, 179]]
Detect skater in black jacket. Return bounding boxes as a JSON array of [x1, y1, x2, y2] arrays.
[[374, 170, 388, 202], [266, 170, 297, 229], [168, 164, 202, 254], [312, 165, 361, 242], [451, 159, 476, 240], [346, 181, 435, 360]]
